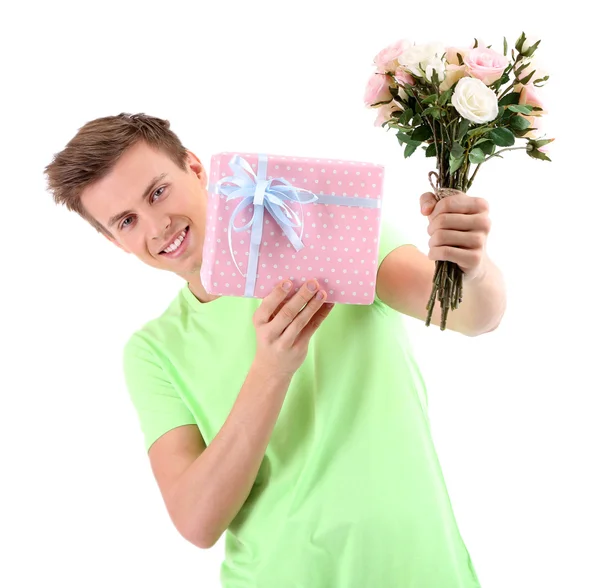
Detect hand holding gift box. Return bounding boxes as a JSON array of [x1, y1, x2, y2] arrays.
[[201, 152, 386, 305]]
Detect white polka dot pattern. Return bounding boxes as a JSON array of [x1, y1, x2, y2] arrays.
[[200, 152, 385, 305]]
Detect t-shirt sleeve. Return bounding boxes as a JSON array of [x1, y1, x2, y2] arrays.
[[377, 218, 413, 268], [122, 332, 197, 453], [374, 218, 416, 307]]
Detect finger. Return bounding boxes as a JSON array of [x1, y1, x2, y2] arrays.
[[255, 279, 295, 324], [429, 229, 485, 250], [427, 213, 476, 235], [280, 290, 329, 347], [269, 290, 294, 322], [270, 279, 321, 337], [294, 302, 335, 347], [428, 195, 482, 223], [428, 245, 480, 268], [420, 192, 437, 216]]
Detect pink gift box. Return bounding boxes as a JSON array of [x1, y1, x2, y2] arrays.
[[200, 152, 385, 305]]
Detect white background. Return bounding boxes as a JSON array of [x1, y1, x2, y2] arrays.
[[1, 1, 598, 587]]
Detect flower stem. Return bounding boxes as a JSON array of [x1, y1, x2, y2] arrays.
[[467, 162, 482, 190], [483, 146, 528, 163]]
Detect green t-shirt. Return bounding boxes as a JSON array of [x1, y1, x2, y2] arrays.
[[123, 221, 481, 588]]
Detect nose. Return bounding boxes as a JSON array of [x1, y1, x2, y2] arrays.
[[149, 214, 171, 238]]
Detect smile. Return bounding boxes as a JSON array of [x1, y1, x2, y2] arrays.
[[159, 226, 190, 258]]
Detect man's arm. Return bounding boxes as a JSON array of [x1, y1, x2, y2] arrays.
[[376, 244, 507, 336], [149, 363, 294, 549]]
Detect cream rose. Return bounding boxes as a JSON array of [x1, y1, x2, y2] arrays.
[[516, 57, 549, 85], [374, 99, 404, 127], [451, 77, 499, 123], [397, 42, 446, 83], [444, 45, 472, 66], [439, 64, 468, 92]]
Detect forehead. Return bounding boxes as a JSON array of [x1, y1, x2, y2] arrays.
[[81, 142, 176, 225]]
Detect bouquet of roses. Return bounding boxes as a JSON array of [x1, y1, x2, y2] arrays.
[[364, 32, 553, 330]]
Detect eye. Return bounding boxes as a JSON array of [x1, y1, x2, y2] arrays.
[[119, 186, 167, 230], [120, 216, 133, 229], [151, 186, 165, 202]]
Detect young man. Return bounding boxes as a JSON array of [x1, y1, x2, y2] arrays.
[[45, 113, 505, 587]]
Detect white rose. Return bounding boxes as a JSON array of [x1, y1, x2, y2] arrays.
[[397, 42, 446, 83], [451, 77, 499, 123]]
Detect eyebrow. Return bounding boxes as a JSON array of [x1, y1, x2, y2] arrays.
[[107, 172, 168, 228]]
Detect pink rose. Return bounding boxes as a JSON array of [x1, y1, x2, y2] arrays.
[[374, 100, 403, 127], [364, 72, 393, 107], [464, 47, 509, 85], [518, 83, 547, 117], [374, 39, 413, 73], [517, 83, 548, 139], [393, 68, 416, 100]]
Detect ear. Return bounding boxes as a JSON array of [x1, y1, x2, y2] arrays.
[[186, 150, 207, 186], [103, 232, 131, 253]]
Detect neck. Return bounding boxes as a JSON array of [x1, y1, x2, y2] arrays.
[[186, 271, 222, 304]]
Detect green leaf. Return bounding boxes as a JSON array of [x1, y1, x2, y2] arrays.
[[530, 138, 554, 148], [512, 127, 534, 138], [451, 142, 464, 159], [519, 69, 536, 85], [508, 104, 533, 114], [404, 143, 418, 158], [457, 118, 470, 142], [412, 113, 423, 126], [422, 106, 442, 119], [490, 127, 515, 146], [479, 140, 495, 155], [425, 143, 438, 157], [468, 148, 486, 164], [467, 126, 493, 139], [522, 40, 541, 58], [396, 109, 413, 125], [439, 88, 453, 106], [422, 94, 438, 105], [503, 36, 508, 56], [449, 155, 464, 174], [411, 124, 433, 141], [473, 38, 478, 48], [457, 52, 464, 66], [527, 148, 551, 162], [510, 115, 531, 130], [396, 131, 421, 148], [515, 32, 526, 53], [498, 92, 521, 107]]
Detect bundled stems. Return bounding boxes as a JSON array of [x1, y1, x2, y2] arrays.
[[425, 171, 465, 331]]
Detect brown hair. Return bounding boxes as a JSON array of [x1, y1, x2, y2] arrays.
[[44, 113, 189, 238]]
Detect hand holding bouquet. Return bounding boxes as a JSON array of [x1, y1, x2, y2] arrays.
[[365, 33, 553, 330]]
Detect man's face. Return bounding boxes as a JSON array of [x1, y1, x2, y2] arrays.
[[81, 141, 208, 280]]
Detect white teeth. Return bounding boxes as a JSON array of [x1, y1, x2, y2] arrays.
[[162, 228, 187, 253]]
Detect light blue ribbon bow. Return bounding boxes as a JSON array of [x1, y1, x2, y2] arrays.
[[209, 153, 382, 297]]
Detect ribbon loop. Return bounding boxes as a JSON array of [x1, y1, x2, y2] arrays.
[[214, 154, 319, 296]]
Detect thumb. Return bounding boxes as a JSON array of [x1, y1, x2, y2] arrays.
[[420, 192, 436, 216]]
